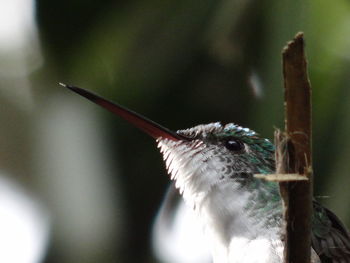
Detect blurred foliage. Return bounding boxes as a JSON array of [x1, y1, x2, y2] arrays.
[[1, 0, 349, 262]]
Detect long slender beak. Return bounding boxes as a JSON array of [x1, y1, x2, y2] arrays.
[[60, 83, 188, 141]]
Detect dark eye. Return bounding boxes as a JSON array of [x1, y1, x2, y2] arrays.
[[224, 138, 244, 152]]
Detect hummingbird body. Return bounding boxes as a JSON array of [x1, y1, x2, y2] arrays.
[[63, 84, 350, 263]]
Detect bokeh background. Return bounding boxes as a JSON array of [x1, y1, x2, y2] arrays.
[[1, 0, 350, 262]]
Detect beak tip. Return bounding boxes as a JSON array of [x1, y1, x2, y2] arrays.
[[60, 83, 99, 102], [59, 83, 76, 92]]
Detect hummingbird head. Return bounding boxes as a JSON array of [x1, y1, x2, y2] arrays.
[[157, 122, 275, 207], [62, 84, 275, 208]]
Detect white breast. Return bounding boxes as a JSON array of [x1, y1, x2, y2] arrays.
[[227, 237, 283, 263], [194, 181, 284, 263]]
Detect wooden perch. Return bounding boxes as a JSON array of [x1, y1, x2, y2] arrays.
[[277, 32, 313, 263]]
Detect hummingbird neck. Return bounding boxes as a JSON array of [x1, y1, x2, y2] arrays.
[[198, 178, 282, 236], [157, 137, 282, 233], [196, 179, 283, 262]]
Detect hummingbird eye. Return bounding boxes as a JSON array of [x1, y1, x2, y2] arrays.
[[224, 138, 244, 152]]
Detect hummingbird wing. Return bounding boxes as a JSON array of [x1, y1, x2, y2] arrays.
[[312, 201, 350, 262]]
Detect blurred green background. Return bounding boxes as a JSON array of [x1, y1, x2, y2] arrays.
[[1, 0, 350, 262]]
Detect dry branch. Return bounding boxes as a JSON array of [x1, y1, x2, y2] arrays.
[[277, 32, 313, 263]]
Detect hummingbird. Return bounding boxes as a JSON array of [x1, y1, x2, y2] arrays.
[[62, 84, 350, 263]]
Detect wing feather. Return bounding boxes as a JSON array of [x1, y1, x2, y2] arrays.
[[312, 202, 350, 262]]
